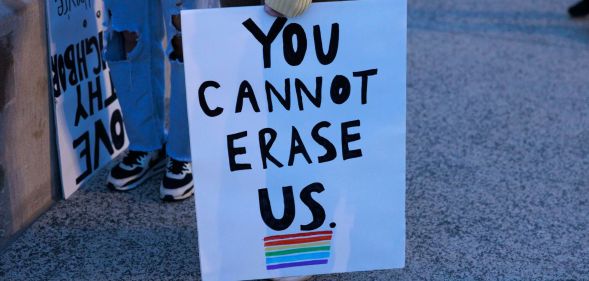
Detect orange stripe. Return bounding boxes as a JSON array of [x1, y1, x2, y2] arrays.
[[264, 231, 333, 242], [264, 235, 332, 247]]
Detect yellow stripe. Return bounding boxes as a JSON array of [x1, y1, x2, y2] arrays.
[[265, 240, 330, 252]]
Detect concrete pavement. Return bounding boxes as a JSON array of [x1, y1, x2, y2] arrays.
[[2, 0, 589, 280]]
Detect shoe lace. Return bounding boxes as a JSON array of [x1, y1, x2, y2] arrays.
[[122, 151, 148, 166], [168, 159, 187, 175]]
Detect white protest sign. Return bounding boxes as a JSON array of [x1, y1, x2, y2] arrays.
[[182, 0, 405, 280], [46, 0, 128, 198]]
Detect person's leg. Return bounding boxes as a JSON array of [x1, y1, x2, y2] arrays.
[[159, 0, 198, 201], [104, 0, 167, 191], [164, 0, 191, 163], [149, 0, 167, 146]]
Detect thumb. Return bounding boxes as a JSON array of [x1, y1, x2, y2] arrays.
[[265, 4, 285, 17]]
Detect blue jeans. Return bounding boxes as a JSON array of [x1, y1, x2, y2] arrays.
[[104, 0, 206, 161]]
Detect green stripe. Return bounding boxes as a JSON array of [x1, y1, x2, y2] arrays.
[[265, 246, 331, 257]]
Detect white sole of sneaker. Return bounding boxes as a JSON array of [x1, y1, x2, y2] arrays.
[[108, 161, 166, 192], [160, 181, 194, 201]]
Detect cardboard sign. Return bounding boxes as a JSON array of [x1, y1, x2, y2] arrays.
[[45, 0, 128, 198], [182, 0, 406, 280]]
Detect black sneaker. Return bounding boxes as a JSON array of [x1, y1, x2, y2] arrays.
[[107, 150, 165, 191], [160, 158, 194, 201], [569, 0, 589, 17]]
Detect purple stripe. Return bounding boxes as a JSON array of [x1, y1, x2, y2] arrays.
[[266, 259, 328, 270]]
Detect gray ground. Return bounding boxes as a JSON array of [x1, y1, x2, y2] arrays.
[[2, 0, 589, 280]]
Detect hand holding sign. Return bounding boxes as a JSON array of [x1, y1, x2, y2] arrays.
[[182, 1, 406, 280], [264, 0, 312, 18]]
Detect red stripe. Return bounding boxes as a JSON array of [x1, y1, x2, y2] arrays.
[[264, 231, 333, 242], [264, 235, 332, 247]]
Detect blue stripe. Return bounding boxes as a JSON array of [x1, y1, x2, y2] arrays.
[[266, 252, 330, 264]]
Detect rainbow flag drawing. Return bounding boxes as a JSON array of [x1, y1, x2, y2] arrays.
[[264, 230, 333, 270]]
